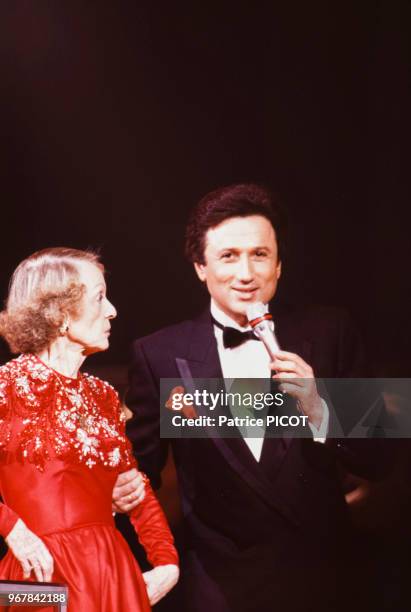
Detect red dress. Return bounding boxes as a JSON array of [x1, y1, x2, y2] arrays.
[[0, 354, 178, 611]]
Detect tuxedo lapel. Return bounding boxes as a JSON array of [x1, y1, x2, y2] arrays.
[[180, 310, 223, 379]]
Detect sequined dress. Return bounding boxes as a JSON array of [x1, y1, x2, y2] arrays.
[[0, 354, 178, 611]]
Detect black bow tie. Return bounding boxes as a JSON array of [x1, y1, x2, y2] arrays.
[[212, 318, 260, 349]]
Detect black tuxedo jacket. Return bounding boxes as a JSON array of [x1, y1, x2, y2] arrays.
[[126, 304, 386, 611]]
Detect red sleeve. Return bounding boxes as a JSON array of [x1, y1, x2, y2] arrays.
[[0, 503, 19, 538], [0, 367, 20, 537], [128, 477, 179, 567]]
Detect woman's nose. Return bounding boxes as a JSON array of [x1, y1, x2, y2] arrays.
[[106, 299, 117, 319]]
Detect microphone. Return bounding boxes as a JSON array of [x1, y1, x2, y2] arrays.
[[246, 302, 279, 359]]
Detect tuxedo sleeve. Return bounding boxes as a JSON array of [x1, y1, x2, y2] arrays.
[[125, 340, 169, 489]]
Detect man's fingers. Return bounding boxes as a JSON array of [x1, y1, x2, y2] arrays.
[[115, 468, 138, 487], [274, 350, 303, 362], [124, 500, 140, 512], [278, 382, 302, 395], [113, 473, 145, 499], [115, 496, 143, 513], [113, 479, 139, 499], [271, 361, 312, 376], [136, 482, 145, 498], [271, 360, 302, 374], [273, 352, 312, 371], [272, 372, 306, 382]]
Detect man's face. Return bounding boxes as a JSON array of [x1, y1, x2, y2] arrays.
[[194, 215, 281, 326]]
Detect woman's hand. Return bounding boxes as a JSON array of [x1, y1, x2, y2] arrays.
[[142, 564, 179, 606], [5, 519, 54, 582], [112, 467, 146, 513]]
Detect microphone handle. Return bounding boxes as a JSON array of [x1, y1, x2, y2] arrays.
[[253, 323, 279, 360]]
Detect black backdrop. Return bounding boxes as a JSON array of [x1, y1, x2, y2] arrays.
[[0, 1, 409, 373]]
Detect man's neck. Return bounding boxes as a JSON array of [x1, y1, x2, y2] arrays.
[[210, 300, 251, 330]]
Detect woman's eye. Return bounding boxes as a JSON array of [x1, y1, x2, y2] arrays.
[[221, 252, 233, 260], [97, 293, 105, 302], [255, 251, 267, 258]]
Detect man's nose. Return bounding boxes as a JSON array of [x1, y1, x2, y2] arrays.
[[236, 255, 254, 282]]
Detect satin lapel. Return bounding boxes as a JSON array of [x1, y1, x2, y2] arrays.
[[183, 311, 223, 379]]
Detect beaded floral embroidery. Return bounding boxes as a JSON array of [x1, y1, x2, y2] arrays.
[[0, 354, 136, 471]]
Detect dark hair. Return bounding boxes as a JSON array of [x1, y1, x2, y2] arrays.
[[185, 183, 287, 264]]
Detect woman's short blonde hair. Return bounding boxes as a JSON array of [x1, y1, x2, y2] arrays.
[[0, 247, 103, 354]]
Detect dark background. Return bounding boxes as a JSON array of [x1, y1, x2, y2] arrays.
[[0, 3, 410, 609], [0, 1, 409, 374]]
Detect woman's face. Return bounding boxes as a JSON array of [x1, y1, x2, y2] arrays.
[[67, 261, 117, 355]]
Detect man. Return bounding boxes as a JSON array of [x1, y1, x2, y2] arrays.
[[126, 184, 383, 611]]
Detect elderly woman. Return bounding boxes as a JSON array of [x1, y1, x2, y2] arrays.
[[0, 248, 179, 611]]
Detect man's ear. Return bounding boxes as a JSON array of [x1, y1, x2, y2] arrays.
[[276, 260, 282, 279], [194, 262, 206, 282]]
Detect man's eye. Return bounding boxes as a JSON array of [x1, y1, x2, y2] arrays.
[[97, 293, 105, 302]]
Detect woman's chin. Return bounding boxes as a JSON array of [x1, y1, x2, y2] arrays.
[[83, 340, 110, 356]]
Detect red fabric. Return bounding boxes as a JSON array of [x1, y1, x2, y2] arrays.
[[0, 355, 178, 612], [0, 501, 18, 537]]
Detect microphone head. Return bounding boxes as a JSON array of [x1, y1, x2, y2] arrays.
[[246, 302, 276, 353], [246, 302, 268, 323]]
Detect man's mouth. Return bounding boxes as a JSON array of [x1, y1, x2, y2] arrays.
[[232, 287, 258, 299]]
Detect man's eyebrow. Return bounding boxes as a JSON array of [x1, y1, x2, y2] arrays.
[[216, 246, 240, 255], [216, 245, 272, 254]]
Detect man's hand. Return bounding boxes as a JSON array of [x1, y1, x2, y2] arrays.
[[6, 519, 54, 582], [112, 468, 146, 514], [143, 564, 179, 606], [270, 350, 323, 428]]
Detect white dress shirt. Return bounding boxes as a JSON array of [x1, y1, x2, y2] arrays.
[[210, 300, 328, 461]]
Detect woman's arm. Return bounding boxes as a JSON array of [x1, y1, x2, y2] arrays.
[[128, 477, 178, 568], [0, 370, 54, 582], [128, 479, 179, 606]]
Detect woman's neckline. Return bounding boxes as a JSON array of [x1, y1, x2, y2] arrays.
[[31, 353, 82, 382]]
